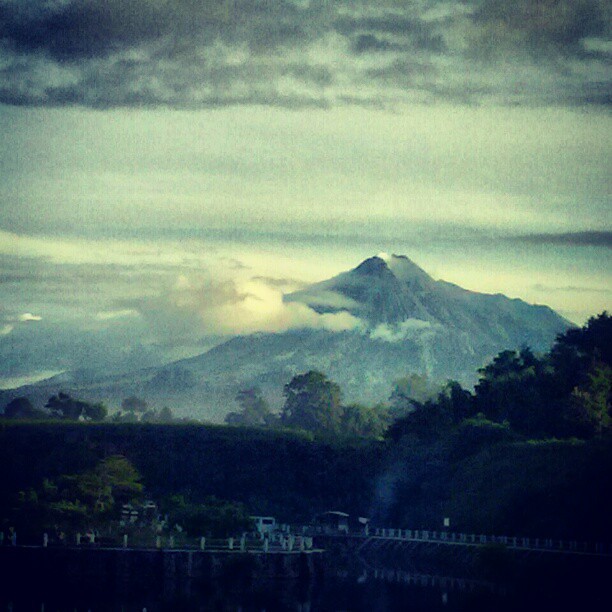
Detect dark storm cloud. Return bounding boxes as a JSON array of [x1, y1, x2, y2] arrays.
[[471, 0, 610, 57], [0, 0, 609, 108], [0, 0, 169, 59], [516, 231, 612, 248], [0, 0, 316, 58]]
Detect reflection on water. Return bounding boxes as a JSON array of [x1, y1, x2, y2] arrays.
[[1, 555, 610, 611], [0, 567, 523, 612], [0, 581, 503, 612]]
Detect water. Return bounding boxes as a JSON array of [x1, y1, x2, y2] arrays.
[[0, 579, 504, 611], [2, 564, 609, 612]]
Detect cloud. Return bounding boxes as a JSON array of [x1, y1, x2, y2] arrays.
[[18, 312, 42, 322], [285, 289, 360, 312], [95, 309, 140, 321], [0, 309, 43, 335], [516, 231, 612, 248], [531, 283, 612, 295], [0, 370, 65, 390], [470, 0, 610, 58], [370, 318, 434, 343], [0, 324, 13, 336], [0, 0, 608, 108], [121, 273, 363, 346]]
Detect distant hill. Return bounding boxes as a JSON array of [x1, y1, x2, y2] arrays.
[[0, 254, 571, 421]]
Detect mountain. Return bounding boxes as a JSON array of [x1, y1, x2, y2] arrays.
[[286, 254, 567, 350], [0, 254, 571, 421]]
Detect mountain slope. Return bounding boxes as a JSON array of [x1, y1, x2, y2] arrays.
[[0, 254, 571, 421]]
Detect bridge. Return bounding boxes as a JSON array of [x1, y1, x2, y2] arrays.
[[4, 525, 611, 558], [308, 526, 612, 558]]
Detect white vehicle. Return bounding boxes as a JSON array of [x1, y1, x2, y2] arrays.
[[251, 516, 277, 535]]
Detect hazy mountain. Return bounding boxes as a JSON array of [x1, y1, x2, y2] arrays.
[[0, 255, 571, 421]]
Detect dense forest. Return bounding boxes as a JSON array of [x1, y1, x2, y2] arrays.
[[1, 313, 610, 543]]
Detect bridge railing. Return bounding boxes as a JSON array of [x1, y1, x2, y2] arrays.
[[366, 527, 611, 556], [2, 531, 316, 553]]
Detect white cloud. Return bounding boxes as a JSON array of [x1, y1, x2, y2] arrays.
[[95, 309, 140, 321], [127, 274, 363, 345], [285, 289, 360, 311], [370, 318, 433, 342], [0, 370, 65, 391], [18, 312, 42, 322], [0, 311, 42, 335]]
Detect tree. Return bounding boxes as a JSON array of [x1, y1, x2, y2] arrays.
[[389, 373, 439, 418], [85, 402, 108, 421], [225, 387, 275, 426], [2, 397, 46, 419], [45, 392, 107, 421], [386, 382, 473, 441], [141, 409, 159, 423], [468, 315, 612, 438], [551, 312, 612, 395], [437, 381, 475, 425], [13, 456, 143, 532], [171, 496, 253, 538], [158, 406, 174, 423], [121, 396, 148, 413], [386, 398, 453, 441], [341, 403, 389, 439], [281, 371, 343, 433], [474, 349, 554, 435], [112, 410, 139, 423], [565, 364, 612, 437], [94, 455, 143, 507]]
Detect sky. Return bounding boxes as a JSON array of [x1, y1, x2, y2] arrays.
[[0, 0, 610, 388]]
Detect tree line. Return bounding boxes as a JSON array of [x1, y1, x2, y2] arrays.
[[2, 393, 176, 424]]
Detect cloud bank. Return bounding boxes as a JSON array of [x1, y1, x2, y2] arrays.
[[123, 274, 363, 345], [0, 0, 609, 108]]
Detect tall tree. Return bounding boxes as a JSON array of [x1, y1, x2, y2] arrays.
[[225, 387, 274, 426], [474, 349, 559, 436], [281, 371, 343, 433], [551, 312, 612, 395]]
